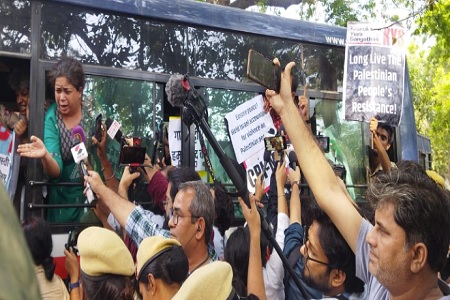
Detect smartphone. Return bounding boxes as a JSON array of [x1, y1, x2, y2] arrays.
[[119, 145, 147, 165], [316, 135, 330, 153], [92, 113, 103, 142], [247, 49, 281, 92], [65, 229, 79, 254], [264, 136, 287, 151]]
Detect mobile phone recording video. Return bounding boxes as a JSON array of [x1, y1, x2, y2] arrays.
[[264, 135, 287, 152], [246, 49, 281, 93]]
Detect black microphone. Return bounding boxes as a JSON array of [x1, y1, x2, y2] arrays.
[[70, 125, 96, 204], [263, 149, 271, 179], [166, 74, 189, 108], [288, 151, 298, 170]]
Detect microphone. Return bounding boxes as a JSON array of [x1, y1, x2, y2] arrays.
[[166, 74, 189, 108], [288, 151, 298, 170], [70, 125, 96, 204], [105, 117, 123, 143], [263, 149, 271, 179]]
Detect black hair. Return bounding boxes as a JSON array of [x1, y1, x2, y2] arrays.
[[22, 216, 55, 281], [377, 122, 394, 145], [367, 162, 450, 273], [213, 181, 234, 237], [8, 67, 29, 95], [224, 227, 249, 297], [81, 273, 134, 300], [312, 207, 365, 294], [167, 167, 201, 201], [48, 57, 85, 91], [138, 245, 188, 286]]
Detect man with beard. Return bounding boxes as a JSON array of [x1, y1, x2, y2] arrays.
[[284, 194, 366, 300], [368, 117, 396, 179], [268, 62, 450, 300]]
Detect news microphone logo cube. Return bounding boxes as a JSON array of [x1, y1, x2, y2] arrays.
[[71, 142, 88, 164]]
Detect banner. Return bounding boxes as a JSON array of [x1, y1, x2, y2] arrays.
[[343, 22, 406, 127]]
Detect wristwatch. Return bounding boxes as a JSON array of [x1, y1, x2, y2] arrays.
[[69, 281, 80, 292]]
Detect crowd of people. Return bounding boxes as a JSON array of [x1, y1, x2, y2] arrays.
[[2, 55, 450, 300]]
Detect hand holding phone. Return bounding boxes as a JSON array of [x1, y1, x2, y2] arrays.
[[65, 229, 79, 255], [92, 113, 103, 143], [247, 49, 281, 92]]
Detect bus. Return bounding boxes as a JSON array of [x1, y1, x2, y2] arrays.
[[0, 0, 419, 276]]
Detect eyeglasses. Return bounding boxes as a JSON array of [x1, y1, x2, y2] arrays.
[[169, 208, 199, 225], [303, 226, 333, 267]]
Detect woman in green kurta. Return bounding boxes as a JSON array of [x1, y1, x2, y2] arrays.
[[18, 57, 86, 222]]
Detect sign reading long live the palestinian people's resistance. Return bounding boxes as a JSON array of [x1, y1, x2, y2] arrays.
[[343, 22, 406, 127]]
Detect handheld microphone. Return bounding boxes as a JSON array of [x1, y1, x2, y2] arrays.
[[70, 125, 96, 204], [263, 149, 271, 179], [105, 118, 123, 143], [288, 151, 298, 170], [166, 74, 189, 108]]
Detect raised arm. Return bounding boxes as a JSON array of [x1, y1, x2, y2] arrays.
[[287, 166, 301, 224], [266, 62, 362, 252], [275, 161, 288, 216], [369, 117, 392, 173], [92, 122, 119, 192], [118, 166, 140, 200], [85, 170, 136, 229], [239, 195, 266, 300]]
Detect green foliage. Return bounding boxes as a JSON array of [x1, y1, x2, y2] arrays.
[[429, 67, 450, 174], [407, 43, 435, 134], [415, 0, 450, 64]]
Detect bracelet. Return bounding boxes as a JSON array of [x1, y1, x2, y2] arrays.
[[69, 281, 80, 292], [104, 173, 115, 182], [278, 194, 286, 198]]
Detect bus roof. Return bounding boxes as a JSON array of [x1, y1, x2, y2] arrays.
[[51, 0, 347, 47]]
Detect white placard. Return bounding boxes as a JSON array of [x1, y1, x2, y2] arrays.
[[225, 95, 275, 163], [168, 116, 204, 172]]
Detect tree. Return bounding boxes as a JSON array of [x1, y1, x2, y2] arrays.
[[408, 0, 450, 174]]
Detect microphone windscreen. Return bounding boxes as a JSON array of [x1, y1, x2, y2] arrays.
[[71, 125, 86, 144], [165, 74, 188, 108]]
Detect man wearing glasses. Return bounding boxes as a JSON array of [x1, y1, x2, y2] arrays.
[[86, 170, 218, 274], [284, 194, 366, 300]]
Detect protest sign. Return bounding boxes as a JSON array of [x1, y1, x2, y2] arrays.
[[225, 95, 275, 163], [225, 95, 276, 192], [343, 22, 406, 127], [168, 116, 204, 172]]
